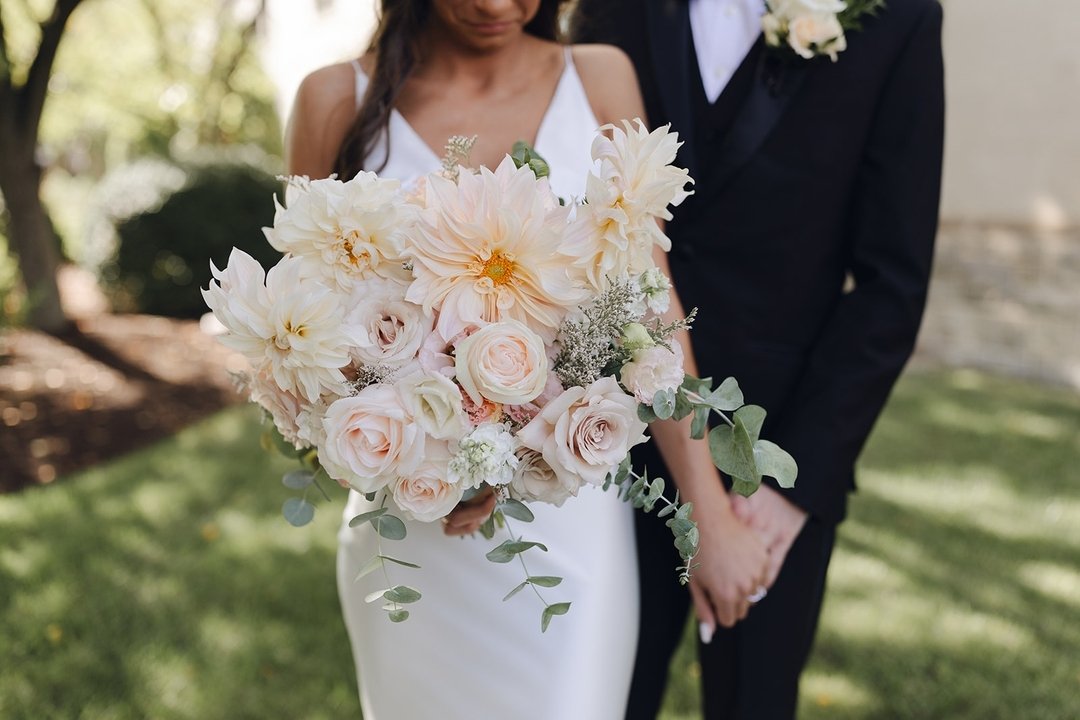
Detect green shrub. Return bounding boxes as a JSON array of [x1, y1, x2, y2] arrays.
[[101, 157, 282, 318]]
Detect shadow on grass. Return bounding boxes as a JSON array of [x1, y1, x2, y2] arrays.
[[0, 407, 357, 720]]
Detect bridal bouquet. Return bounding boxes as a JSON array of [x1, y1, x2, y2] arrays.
[[203, 121, 796, 630]]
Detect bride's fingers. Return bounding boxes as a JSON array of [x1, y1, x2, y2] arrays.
[[689, 581, 717, 642]]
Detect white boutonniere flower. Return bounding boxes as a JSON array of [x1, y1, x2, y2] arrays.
[[763, 0, 885, 63]]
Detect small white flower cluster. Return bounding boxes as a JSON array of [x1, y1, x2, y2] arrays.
[[204, 121, 692, 524], [763, 0, 849, 62]]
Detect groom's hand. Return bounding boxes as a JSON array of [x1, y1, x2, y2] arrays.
[[730, 485, 808, 588], [689, 489, 770, 633]]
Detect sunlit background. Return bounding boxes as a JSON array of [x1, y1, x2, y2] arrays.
[[0, 1, 1077, 718]]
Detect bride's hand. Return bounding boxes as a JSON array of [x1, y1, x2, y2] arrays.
[[442, 487, 497, 537]]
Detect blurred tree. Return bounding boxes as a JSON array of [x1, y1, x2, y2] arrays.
[[0, 0, 86, 333]]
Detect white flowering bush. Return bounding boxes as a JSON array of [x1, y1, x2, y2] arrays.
[[204, 122, 797, 631]]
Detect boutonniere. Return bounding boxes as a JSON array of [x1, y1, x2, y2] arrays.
[[762, 0, 885, 62]]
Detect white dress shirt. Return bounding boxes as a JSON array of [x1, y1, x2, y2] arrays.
[[688, 0, 765, 103]]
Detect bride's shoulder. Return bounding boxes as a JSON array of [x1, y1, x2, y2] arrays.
[[568, 44, 645, 127], [294, 57, 367, 114]]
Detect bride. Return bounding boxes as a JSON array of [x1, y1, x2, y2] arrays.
[[285, 1, 768, 717]]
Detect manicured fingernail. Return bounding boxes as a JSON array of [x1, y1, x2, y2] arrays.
[[699, 621, 714, 645]]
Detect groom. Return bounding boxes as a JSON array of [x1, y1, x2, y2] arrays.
[[572, 0, 945, 717]]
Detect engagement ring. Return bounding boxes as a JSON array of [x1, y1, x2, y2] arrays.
[[748, 586, 768, 604]]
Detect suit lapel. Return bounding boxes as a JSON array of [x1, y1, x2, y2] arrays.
[[708, 51, 810, 192], [646, 0, 697, 179]]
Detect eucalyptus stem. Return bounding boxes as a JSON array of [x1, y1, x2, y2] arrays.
[[682, 389, 736, 428], [502, 514, 550, 608], [374, 493, 401, 615]]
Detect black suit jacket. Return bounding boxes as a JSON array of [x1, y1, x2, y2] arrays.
[[573, 0, 945, 523]]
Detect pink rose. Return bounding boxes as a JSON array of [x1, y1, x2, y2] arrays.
[[510, 448, 578, 507], [454, 320, 549, 406], [392, 442, 463, 522], [517, 376, 649, 488], [320, 384, 424, 493]]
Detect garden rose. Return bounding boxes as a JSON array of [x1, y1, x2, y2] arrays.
[[621, 343, 684, 404], [510, 447, 578, 507], [346, 279, 432, 367], [787, 13, 846, 60], [517, 376, 648, 488], [392, 443, 463, 522], [454, 320, 549, 406], [398, 370, 468, 440], [320, 384, 424, 493]]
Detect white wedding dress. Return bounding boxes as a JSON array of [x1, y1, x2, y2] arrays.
[[337, 49, 640, 720]]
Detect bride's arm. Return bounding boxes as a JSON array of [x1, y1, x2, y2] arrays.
[[284, 63, 360, 178], [576, 44, 769, 630]]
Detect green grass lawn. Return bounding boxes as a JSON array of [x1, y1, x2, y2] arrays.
[[2, 370, 1078, 719]]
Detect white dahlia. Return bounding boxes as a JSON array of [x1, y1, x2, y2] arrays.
[[566, 120, 693, 289], [264, 172, 414, 292], [403, 156, 587, 343], [202, 249, 356, 403]]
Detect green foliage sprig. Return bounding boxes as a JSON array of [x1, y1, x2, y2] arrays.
[[639, 375, 798, 497], [839, 0, 887, 30]]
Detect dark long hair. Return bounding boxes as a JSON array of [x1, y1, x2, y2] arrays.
[[333, 0, 567, 179]]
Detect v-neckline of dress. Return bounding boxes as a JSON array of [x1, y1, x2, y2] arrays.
[[363, 51, 572, 168]]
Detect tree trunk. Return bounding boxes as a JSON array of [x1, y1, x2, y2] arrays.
[[0, 141, 68, 333]]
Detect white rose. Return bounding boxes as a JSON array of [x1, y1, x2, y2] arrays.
[[397, 370, 468, 440], [320, 384, 424, 493], [510, 448, 579, 507], [346, 278, 432, 367], [621, 344, 685, 404], [517, 376, 649, 488], [762, 13, 784, 46], [454, 320, 549, 406], [787, 13, 846, 60], [392, 442, 463, 522]]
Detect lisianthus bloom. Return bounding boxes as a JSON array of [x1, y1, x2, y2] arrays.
[[404, 156, 587, 343], [620, 343, 684, 404], [565, 120, 692, 290], [264, 172, 414, 291], [201, 249, 356, 403]]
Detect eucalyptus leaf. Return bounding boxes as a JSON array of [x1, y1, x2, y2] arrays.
[[348, 507, 388, 527], [282, 469, 315, 490], [637, 404, 658, 423], [707, 377, 744, 412], [541, 602, 572, 632], [354, 554, 384, 581], [690, 406, 710, 440], [681, 373, 712, 398], [644, 477, 666, 512], [652, 388, 676, 420], [485, 540, 549, 564], [383, 585, 422, 604], [372, 514, 407, 541], [499, 498, 535, 523], [672, 389, 695, 421], [613, 455, 632, 485], [503, 581, 529, 602], [282, 498, 315, 527], [708, 419, 761, 490], [731, 476, 761, 497], [267, 426, 300, 457], [753, 439, 798, 488], [364, 588, 391, 604], [657, 503, 676, 518], [388, 609, 410, 623], [380, 555, 422, 570], [527, 576, 563, 588], [735, 405, 767, 444], [479, 514, 497, 540]]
